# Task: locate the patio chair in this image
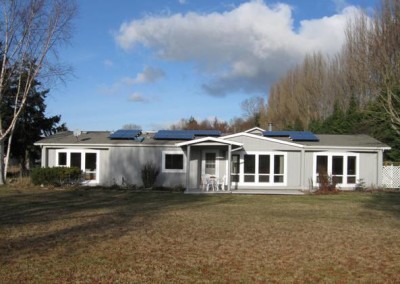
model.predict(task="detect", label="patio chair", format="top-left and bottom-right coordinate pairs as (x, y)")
top-left (217, 175), bottom-right (226, 191)
top-left (201, 174), bottom-right (214, 192)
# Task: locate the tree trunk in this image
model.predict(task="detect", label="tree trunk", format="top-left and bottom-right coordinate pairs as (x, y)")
top-left (0, 139), bottom-right (6, 185)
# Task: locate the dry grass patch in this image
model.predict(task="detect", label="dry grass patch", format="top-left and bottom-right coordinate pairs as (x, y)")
top-left (1, 188), bottom-right (400, 282)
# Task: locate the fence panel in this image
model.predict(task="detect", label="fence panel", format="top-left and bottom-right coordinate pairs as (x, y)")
top-left (382, 165), bottom-right (400, 188)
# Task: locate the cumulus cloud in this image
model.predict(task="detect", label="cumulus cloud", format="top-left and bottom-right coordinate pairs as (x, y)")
top-left (115, 0), bottom-right (360, 96)
top-left (123, 66), bottom-right (165, 85)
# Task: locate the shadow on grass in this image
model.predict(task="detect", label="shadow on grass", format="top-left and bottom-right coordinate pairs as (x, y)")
top-left (363, 192), bottom-right (400, 218)
top-left (0, 188), bottom-right (230, 264)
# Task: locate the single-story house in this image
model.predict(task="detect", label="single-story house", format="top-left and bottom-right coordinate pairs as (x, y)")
top-left (34, 127), bottom-right (390, 192)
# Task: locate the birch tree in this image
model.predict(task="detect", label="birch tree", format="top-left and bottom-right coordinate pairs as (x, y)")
top-left (0, 0), bottom-right (76, 184)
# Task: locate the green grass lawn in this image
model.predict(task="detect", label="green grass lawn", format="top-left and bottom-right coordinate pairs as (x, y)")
top-left (1, 188), bottom-right (400, 283)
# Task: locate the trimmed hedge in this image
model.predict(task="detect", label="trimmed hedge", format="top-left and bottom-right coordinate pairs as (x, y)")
top-left (31, 167), bottom-right (82, 186)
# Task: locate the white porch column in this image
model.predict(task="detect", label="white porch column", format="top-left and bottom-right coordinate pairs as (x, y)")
top-left (227, 144), bottom-right (232, 191)
top-left (185, 145), bottom-right (191, 191)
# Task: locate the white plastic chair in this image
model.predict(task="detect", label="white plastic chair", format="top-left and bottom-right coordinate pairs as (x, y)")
top-left (217, 175), bottom-right (226, 191)
top-left (201, 174), bottom-right (213, 191)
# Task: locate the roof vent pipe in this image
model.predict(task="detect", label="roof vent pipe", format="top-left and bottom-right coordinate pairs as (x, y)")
top-left (268, 123), bottom-right (273, 131)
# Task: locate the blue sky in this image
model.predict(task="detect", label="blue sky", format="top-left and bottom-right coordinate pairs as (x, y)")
top-left (46, 0), bottom-right (377, 131)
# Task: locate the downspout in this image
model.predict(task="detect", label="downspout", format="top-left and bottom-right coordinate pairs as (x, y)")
top-left (185, 145), bottom-right (191, 192)
top-left (300, 149), bottom-right (305, 190)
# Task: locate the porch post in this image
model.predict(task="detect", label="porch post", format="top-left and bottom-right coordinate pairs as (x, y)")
top-left (185, 145), bottom-right (191, 192)
top-left (227, 144), bottom-right (232, 191)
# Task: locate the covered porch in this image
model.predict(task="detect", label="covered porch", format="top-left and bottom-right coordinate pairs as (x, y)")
top-left (176, 137), bottom-right (243, 192)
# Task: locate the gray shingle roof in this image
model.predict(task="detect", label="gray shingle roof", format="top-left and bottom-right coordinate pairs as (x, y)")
top-left (35, 131), bottom-right (390, 149)
top-left (272, 134), bottom-right (389, 148)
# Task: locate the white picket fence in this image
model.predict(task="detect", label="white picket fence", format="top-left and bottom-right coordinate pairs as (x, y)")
top-left (382, 165), bottom-right (400, 188)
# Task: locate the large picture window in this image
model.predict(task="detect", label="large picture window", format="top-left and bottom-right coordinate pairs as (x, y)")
top-left (162, 151), bottom-right (185, 173)
top-left (314, 154), bottom-right (358, 186)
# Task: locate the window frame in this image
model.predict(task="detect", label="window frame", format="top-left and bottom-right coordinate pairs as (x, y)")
top-left (55, 149), bottom-right (100, 184)
top-left (232, 151), bottom-right (287, 186)
top-left (313, 153), bottom-right (359, 187)
top-left (162, 151), bottom-right (186, 173)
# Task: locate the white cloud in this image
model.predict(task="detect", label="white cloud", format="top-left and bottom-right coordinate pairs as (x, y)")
top-left (129, 92), bottom-right (148, 102)
top-left (178, 0), bottom-right (186, 4)
top-left (123, 66), bottom-right (165, 85)
top-left (115, 0), bottom-right (361, 96)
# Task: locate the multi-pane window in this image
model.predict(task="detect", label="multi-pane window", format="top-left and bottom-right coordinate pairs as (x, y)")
top-left (56, 150), bottom-right (99, 182)
top-left (231, 154), bottom-right (240, 182)
top-left (233, 153), bottom-right (285, 184)
top-left (258, 155), bottom-right (270, 182)
top-left (274, 155), bottom-right (284, 183)
top-left (205, 152), bottom-right (216, 175)
top-left (347, 156), bottom-right (357, 184)
top-left (315, 154), bottom-right (358, 185)
top-left (244, 155), bottom-right (256, 182)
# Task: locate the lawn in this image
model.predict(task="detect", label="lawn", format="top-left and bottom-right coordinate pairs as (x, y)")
top-left (1, 188), bottom-right (400, 283)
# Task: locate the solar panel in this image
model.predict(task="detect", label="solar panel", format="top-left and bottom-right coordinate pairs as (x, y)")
top-left (191, 130), bottom-right (221, 137)
top-left (154, 130), bottom-right (221, 140)
top-left (154, 130), bottom-right (194, 140)
top-left (263, 131), bottom-right (319, 141)
top-left (263, 131), bottom-right (292, 137)
top-left (290, 131), bottom-right (319, 141)
top-left (109, 129), bottom-right (142, 140)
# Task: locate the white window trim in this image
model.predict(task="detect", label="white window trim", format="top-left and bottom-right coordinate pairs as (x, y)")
top-left (55, 149), bottom-right (100, 184)
top-left (234, 151), bottom-right (288, 186)
top-left (313, 152), bottom-right (360, 188)
top-left (162, 151), bottom-right (186, 173)
top-left (201, 150), bottom-right (220, 177)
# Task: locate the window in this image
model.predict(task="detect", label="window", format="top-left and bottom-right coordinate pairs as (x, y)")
top-left (205, 152), bottom-right (216, 175)
top-left (55, 150), bottom-right (99, 183)
top-left (85, 153), bottom-right (97, 181)
top-left (332, 156), bottom-right (343, 184)
top-left (162, 152), bottom-right (185, 173)
top-left (258, 155), bottom-right (270, 182)
top-left (58, 152), bottom-right (67, 166)
top-left (314, 154), bottom-right (358, 186)
top-left (231, 154), bottom-right (240, 182)
top-left (165, 154), bottom-right (183, 170)
top-left (70, 153), bottom-right (81, 169)
top-left (274, 155), bottom-right (284, 183)
top-left (244, 155), bottom-right (255, 182)
top-left (347, 156), bottom-right (357, 184)
top-left (233, 152), bottom-right (286, 185)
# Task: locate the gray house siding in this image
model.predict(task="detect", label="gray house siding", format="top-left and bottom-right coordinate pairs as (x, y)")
top-left (107, 146), bottom-right (186, 187)
top-left (227, 135), bottom-right (301, 152)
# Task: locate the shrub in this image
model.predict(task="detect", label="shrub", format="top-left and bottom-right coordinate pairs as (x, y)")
top-left (315, 170), bottom-right (339, 194)
top-left (31, 167), bottom-right (82, 186)
top-left (141, 163), bottom-right (159, 189)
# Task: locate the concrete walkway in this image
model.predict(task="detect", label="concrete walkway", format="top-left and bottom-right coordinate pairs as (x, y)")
top-left (185, 189), bottom-right (305, 195)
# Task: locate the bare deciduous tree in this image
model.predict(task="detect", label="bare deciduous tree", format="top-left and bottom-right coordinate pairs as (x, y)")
top-left (0, 0), bottom-right (76, 184)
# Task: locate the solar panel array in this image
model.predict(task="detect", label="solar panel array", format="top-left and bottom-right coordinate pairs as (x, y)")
top-left (109, 129), bottom-right (142, 140)
top-left (263, 131), bottom-right (319, 141)
top-left (154, 130), bottom-right (221, 140)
